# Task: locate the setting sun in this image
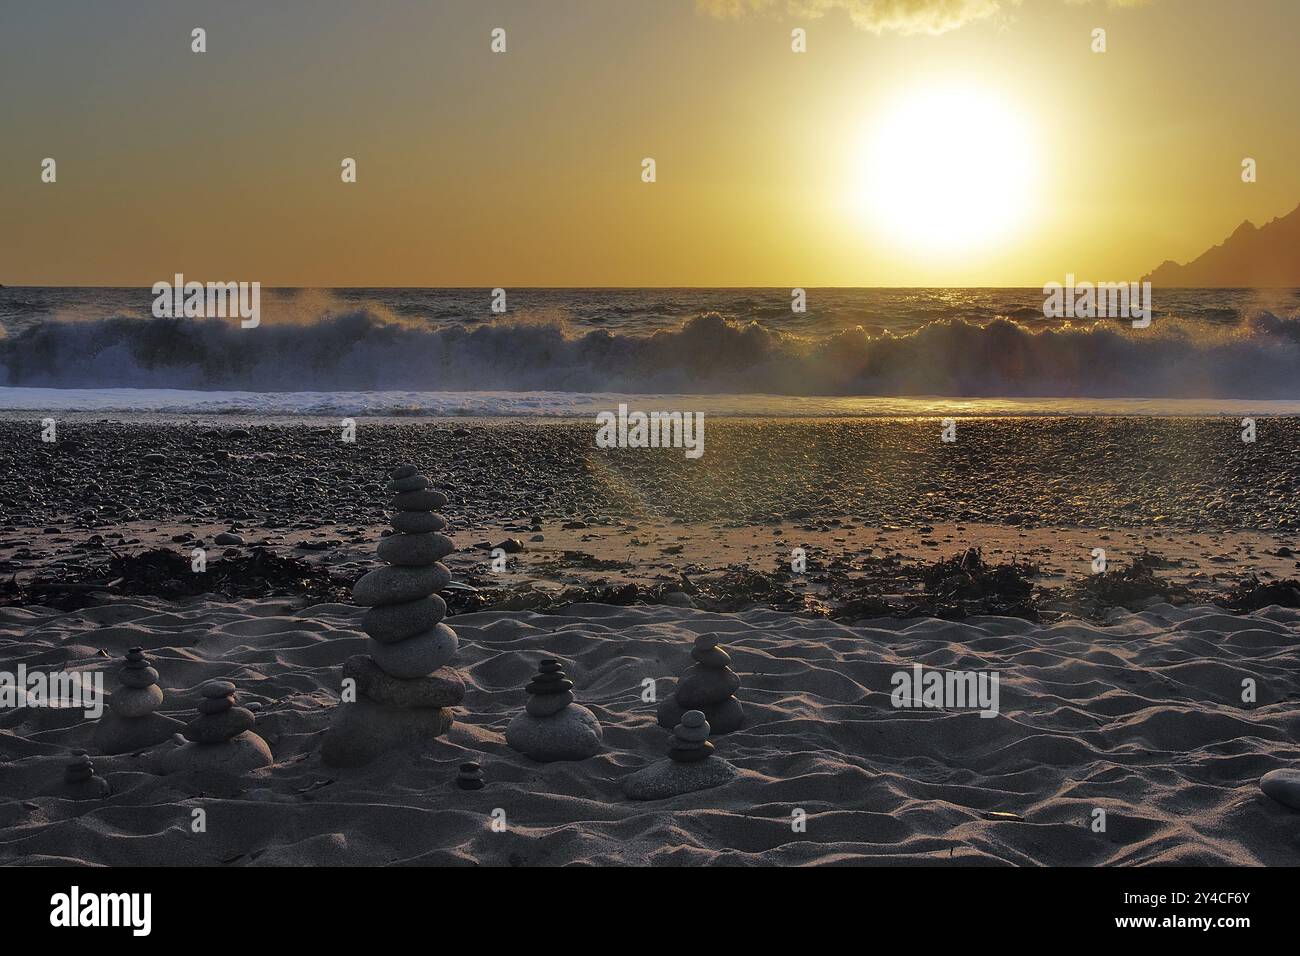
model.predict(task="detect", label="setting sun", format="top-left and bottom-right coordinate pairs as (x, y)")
top-left (4, 0), bottom-right (1300, 892)
top-left (859, 87), bottom-right (1039, 252)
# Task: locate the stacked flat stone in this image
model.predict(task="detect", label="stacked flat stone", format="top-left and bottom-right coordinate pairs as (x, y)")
top-left (158, 679), bottom-right (273, 774)
top-left (322, 465), bottom-right (465, 767)
top-left (505, 659), bottom-right (602, 762)
top-left (667, 708), bottom-right (713, 762)
top-left (63, 750), bottom-right (110, 799)
top-left (656, 633), bottom-right (744, 734)
top-left (624, 710), bottom-right (739, 801)
top-left (92, 646), bottom-right (184, 755)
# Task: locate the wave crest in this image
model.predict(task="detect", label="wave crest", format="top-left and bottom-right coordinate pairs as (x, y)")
top-left (4, 303), bottom-right (1300, 398)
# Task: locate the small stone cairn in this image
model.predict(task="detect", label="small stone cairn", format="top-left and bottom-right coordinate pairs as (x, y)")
top-left (624, 710), bottom-right (739, 801)
top-left (656, 633), bottom-right (744, 734)
top-left (63, 750), bottom-right (110, 799)
top-left (93, 646), bottom-right (184, 755)
top-left (158, 679), bottom-right (273, 773)
top-left (322, 464), bottom-right (466, 767)
top-left (506, 659), bottom-right (602, 762)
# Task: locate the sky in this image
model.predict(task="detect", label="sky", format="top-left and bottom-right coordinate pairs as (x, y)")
top-left (1, 0), bottom-right (1298, 286)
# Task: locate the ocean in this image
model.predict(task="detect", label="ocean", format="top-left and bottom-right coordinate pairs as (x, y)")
top-left (2, 286), bottom-right (1299, 416)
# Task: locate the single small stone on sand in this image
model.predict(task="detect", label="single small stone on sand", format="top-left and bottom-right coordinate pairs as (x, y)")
top-left (456, 761), bottom-right (485, 790)
top-left (656, 633), bottom-right (744, 734)
top-left (1260, 768), bottom-right (1300, 811)
top-left (505, 658), bottom-right (602, 762)
top-left (92, 646), bottom-right (185, 755)
top-left (624, 710), bottom-right (739, 801)
top-left (158, 680), bottom-right (273, 774)
top-left (323, 465), bottom-right (465, 768)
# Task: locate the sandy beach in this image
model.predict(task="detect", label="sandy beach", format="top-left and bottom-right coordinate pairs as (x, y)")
top-left (2, 417), bottom-right (1299, 866)
top-left (3, 596), bottom-right (1298, 865)
top-left (7, 0), bottom-right (1300, 923)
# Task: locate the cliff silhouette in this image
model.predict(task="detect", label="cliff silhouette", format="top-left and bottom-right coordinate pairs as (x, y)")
top-left (1144, 201), bottom-right (1300, 287)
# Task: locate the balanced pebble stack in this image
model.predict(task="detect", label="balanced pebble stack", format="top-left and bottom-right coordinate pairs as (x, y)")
top-left (322, 464), bottom-right (465, 767)
top-left (506, 659), bottom-right (602, 762)
top-left (92, 646), bottom-right (184, 755)
top-left (158, 679), bottom-right (273, 774)
top-left (62, 751), bottom-right (110, 799)
top-left (624, 710), bottom-right (739, 801)
top-left (656, 633), bottom-right (744, 734)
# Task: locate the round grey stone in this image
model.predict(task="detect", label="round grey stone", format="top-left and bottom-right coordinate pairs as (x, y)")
top-left (344, 654), bottom-right (465, 707)
top-left (1260, 768), bottom-right (1300, 811)
top-left (623, 756), bottom-right (739, 801)
top-left (118, 665), bottom-right (159, 689)
top-left (691, 645), bottom-right (730, 667)
top-left (674, 721), bottom-right (710, 743)
top-left (200, 679), bottom-right (236, 698)
top-left (668, 738), bottom-right (714, 762)
top-left (351, 563), bottom-right (450, 606)
top-left (214, 531), bottom-right (244, 546)
top-left (526, 689), bottom-right (574, 717)
top-left (392, 489), bottom-right (449, 511)
top-left (198, 694), bottom-right (233, 715)
top-left (365, 624), bottom-right (458, 680)
top-left (184, 706), bottom-right (254, 744)
top-left (93, 711), bottom-right (185, 755)
top-left (376, 532), bottom-right (455, 566)
top-left (505, 705), bottom-right (603, 762)
top-left (391, 510), bottom-right (448, 534)
top-left (321, 700), bottom-right (453, 768)
top-left (657, 695), bottom-right (744, 734)
top-left (361, 595), bottom-right (447, 644)
top-left (110, 684), bottom-right (163, 718)
top-left (386, 474), bottom-right (429, 493)
top-left (675, 664), bottom-right (741, 707)
top-left (157, 731), bottom-right (273, 774)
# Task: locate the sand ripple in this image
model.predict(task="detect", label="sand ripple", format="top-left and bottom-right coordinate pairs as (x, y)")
top-left (2, 600), bottom-right (1299, 865)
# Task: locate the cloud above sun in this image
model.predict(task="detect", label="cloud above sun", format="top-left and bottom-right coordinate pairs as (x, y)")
top-left (695, 0), bottom-right (1149, 36)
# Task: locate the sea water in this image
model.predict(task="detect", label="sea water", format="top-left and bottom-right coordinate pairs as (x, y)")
top-left (2, 286), bottom-right (1298, 415)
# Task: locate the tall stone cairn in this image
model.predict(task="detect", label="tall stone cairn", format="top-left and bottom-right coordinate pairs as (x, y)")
top-left (92, 646), bottom-right (184, 755)
top-left (322, 465), bottom-right (466, 767)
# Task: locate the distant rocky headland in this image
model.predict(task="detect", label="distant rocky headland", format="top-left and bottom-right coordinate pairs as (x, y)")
top-left (1145, 201), bottom-right (1300, 287)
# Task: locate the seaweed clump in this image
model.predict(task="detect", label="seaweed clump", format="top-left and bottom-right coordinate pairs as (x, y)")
top-left (3, 548), bottom-right (351, 610)
top-left (1215, 576), bottom-right (1300, 613)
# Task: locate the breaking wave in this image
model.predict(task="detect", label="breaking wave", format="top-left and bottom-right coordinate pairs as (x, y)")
top-left (4, 302), bottom-right (1300, 399)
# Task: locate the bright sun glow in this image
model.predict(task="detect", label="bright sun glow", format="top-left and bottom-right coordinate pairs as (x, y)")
top-left (860, 87), bottom-right (1038, 252)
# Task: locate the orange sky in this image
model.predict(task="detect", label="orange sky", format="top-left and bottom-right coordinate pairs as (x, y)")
top-left (2, 0), bottom-right (1298, 286)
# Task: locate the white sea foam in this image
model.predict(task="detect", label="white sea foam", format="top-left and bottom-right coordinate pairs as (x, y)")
top-left (2, 386), bottom-right (1298, 419)
top-left (3, 291), bottom-right (1300, 402)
